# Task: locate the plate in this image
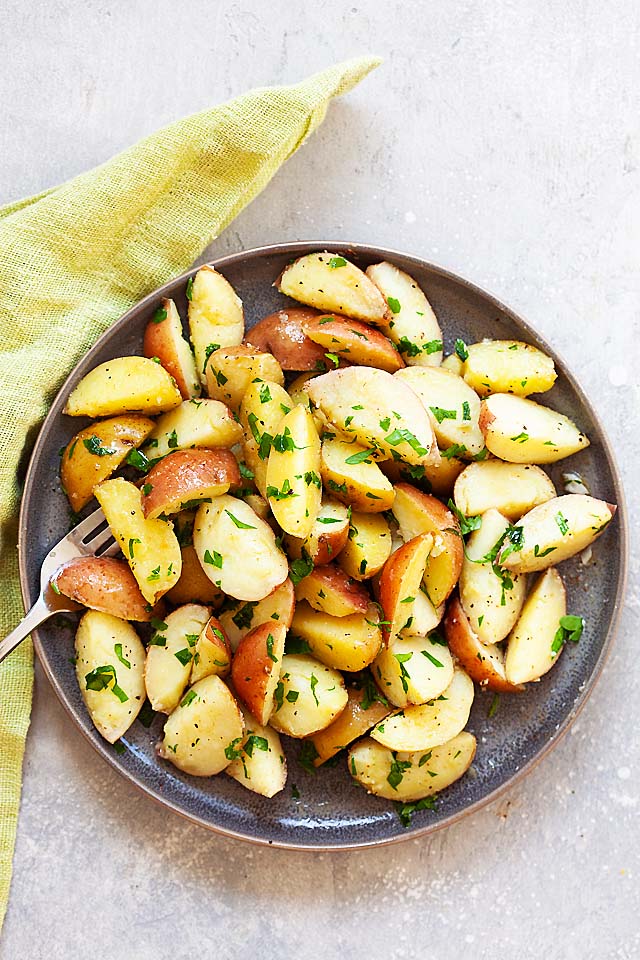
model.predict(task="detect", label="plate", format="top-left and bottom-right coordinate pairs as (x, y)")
top-left (18, 241), bottom-right (627, 849)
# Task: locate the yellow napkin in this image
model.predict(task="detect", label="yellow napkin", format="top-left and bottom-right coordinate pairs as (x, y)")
top-left (0, 55), bottom-right (380, 926)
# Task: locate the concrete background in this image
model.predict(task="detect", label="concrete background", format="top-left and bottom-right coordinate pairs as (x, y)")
top-left (1, 1), bottom-right (638, 957)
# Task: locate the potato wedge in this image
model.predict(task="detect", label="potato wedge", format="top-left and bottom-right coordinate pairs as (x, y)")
top-left (225, 704), bottom-right (287, 798)
top-left (294, 564), bottom-right (370, 617)
top-left (239, 378), bottom-right (293, 499)
top-left (95, 478), bottom-right (181, 605)
top-left (144, 398), bottom-right (242, 459)
top-left (443, 595), bottom-right (523, 692)
top-left (284, 499), bottom-right (349, 565)
top-left (265, 404), bottom-right (322, 538)
top-left (401, 591), bottom-right (443, 637)
top-left (373, 634), bottom-right (454, 708)
top-left (191, 616), bottom-right (232, 683)
top-left (75, 610), bottom-right (146, 743)
top-left (231, 622), bottom-right (287, 726)
top-left (60, 415), bottom-right (155, 511)
top-left (499, 494), bottom-right (616, 572)
top-left (187, 266), bottom-right (244, 383)
top-left (479, 394), bottom-right (590, 463)
top-left (141, 449), bottom-right (240, 519)
top-left (269, 654), bottom-right (348, 738)
top-left (157, 675), bottom-right (244, 776)
top-left (219, 579), bottom-right (295, 653)
top-left (381, 454), bottom-right (466, 499)
top-left (454, 461), bottom-right (556, 521)
top-left (288, 372), bottom-right (319, 407)
top-left (206, 345), bottom-right (284, 410)
top-left (166, 545), bottom-right (224, 607)
top-left (302, 315), bottom-right (404, 373)
top-left (505, 569), bottom-right (567, 684)
top-left (54, 557), bottom-right (155, 622)
top-left (366, 261), bottom-right (443, 365)
top-left (370, 667), bottom-right (474, 752)
top-left (309, 686), bottom-right (390, 767)
top-left (378, 533), bottom-right (434, 643)
top-left (193, 495), bottom-right (288, 601)
top-left (306, 367), bottom-right (438, 466)
top-left (441, 353), bottom-right (464, 376)
top-left (395, 366), bottom-right (485, 459)
top-left (349, 732), bottom-right (476, 802)
top-left (463, 339), bottom-right (556, 398)
top-left (144, 604), bottom-right (210, 714)
top-left (338, 511), bottom-right (392, 581)
top-left (289, 601), bottom-right (382, 671)
top-left (277, 252), bottom-right (389, 323)
top-left (64, 356), bottom-right (182, 417)
top-left (143, 297), bottom-right (200, 399)
top-left (320, 437), bottom-right (394, 512)
top-left (244, 308), bottom-right (329, 371)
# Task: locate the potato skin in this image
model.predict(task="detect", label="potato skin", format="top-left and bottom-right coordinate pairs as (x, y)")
top-left (302, 315), bottom-right (404, 373)
top-left (54, 556), bottom-right (156, 622)
top-left (378, 533), bottom-right (433, 643)
top-left (231, 622), bottom-right (287, 726)
top-left (143, 297), bottom-right (200, 399)
top-left (444, 595), bottom-right (523, 693)
top-left (244, 308), bottom-right (330, 371)
top-left (141, 449), bottom-right (240, 519)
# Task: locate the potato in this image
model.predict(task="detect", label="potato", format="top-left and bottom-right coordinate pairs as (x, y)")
top-left (454, 461), bottom-right (556, 521)
top-left (193, 495), bottom-right (288, 601)
top-left (219, 579), bottom-right (295, 652)
top-left (309, 686), bottom-right (390, 766)
top-left (505, 569), bottom-right (567, 684)
top-left (187, 266), bottom-right (244, 383)
top-left (381, 454), bottom-right (466, 499)
top-left (370, 667), bottom-right (474, 752)
top-left (166, 545), bottom-right (224, 607)
top-left (95, 478), bottom-right (181, 605)
top-left (75, 610), bottom-right (146, 743)
top-left (64, 356), bottom-right (182, 417)
top-left (348, 732), bottom-right (476, 802)
top-left (60, 415), bottom-right (155, 511)
top-left (499, 494), bottom-right (616, 572)
top-left (463, 339), bottom-right (556, 398)
top-left (231, 622), bottom-right (287, 725)
top-left (366, 261), bottom-right (443, 366)
top-left (140, 449), bottom-right (240, 520)
top-left (157, 675), bottom-right (244, 776)
top-left (54, 557), bottom-right (155, 622)
top-left (285, 499), bottom-right (349, 565)
top-left (265, 404), bottom-right (322, 538)
top-left (143, 297), bottom-right (200, 399)
top-left (378, 534), bottom-right (434, 643)
top-left (294, 564), bottom-right (370, 618)
top-left (290, 601), bottom-right (382, 672)
top-left (244, 308), bottom-right (329, 371)
top-left (401, 590), bottom-right (443, 637)
top-left (239, 378), bottom-right (293, 498)
top-left (338, 511), bottom-right (392, 581)
top-left (320, 437), bottom-right (394, 512)
top-left (441, 353), bottom-right (464, 376)
top-left (306, 367), bottom-right (438, 466)
top-left (459, 508), bottom-right (527, 644)
top-left (394, 366), bottom-right (485, 459)
top-left (479, 394), bottom-right (590, 463)
top-left (373, 634), bottom-right (454, 708)
top-left (144, 604), bottom-right (210, 713)
top-left (225, 704), bottom-right (287, 798)
top-left (277, 252), bottom-right (389, 323)
top-left (269, 654), bottom-right (348, 738)
top-left (191, 616), bottom-right (232, 683)
top-left (205, 345), bottom-right (284, 410)
top-left (288, 372), bottom-right (319, 407)
top-left (302, 314), bottom-right (404, 373)
top-left (143, 398), bottom-right (242, 459)
top-left (391, 484), bottom-right (463, 607)
top-left (443, 595), bottom-right (523, 692)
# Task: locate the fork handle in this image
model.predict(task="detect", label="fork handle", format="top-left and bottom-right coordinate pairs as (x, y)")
top-left (0, 599), bottom-right (53, 665)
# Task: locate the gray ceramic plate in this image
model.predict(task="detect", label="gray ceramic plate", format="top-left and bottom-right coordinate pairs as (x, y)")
top-left (18, 242), bottom-right (627, 849)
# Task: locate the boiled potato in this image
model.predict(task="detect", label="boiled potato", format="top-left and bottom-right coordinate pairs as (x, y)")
top-left (166, 544), bottom-right (224, 607)
top-left (95, 478), bottom-right (181, 605)
top-left (394, 366), bottom-right (485, 459)
top-left (265, 404), bottom-right (322, 538)
top-left (193, 495), bottom-right (288, 601)
top-left (240, 378), bottom-right (293, 498)
top-left (366, 261), bottom-right (443, 366)
top-left (320, 437), bottom-right (394, 512)
top-left (381, 454), bottom-right (466, 499)
top-left (191, 616), bottom-right (232, 683)
top-left (294, 564), bottom-right (370, 618)
top-left (284, 499), bottom-right (349, 565)
top-left (54, 556), bottom-right (155, 622)
top-left (444, 595), bottom-right (523, 692)
top-left (231, 622), bottom-right (287, 725)
top-left (302, 314), bottom-right (404, 373)
top-left (244, 308), bottom-right (330, 371)
top-left (64, 356), bottom-right (182, 418)
top-left (225, 704), bottom-right (287, 798)
top-left (499, 494), bottom-right (616, 572)
top-left (143, 297), bottom-right (200, 399)
top-left (75, 610), bottom-right (146, 743)
top-left (141, 449), bottom-right (240, 519)
top-left (309, 686), bottom-right (390, 766)
top-left (219, 579), bottom-right (295, 652)
top-left (463, 339), bottom-right (556, 398)
top-left (290, 601), bottom-right (383, 671)
top-left (401, 590), bottom-right (443, 637)
top-left (479, 394), bottom-right (590, 463)
top-left (269, 654), bottom-right (348, 738)
top-left (378, 533), bottom-right (434, 643)
top-left (187, 266), bottom-right (244, 383)
top-left (157, 675), bottom-right (244, 776)
top-left (348, 731), bottom-right (476, 802)
top-left (441, 353), bottom-right (464, 375)
top-left (454, 461), bottom-right (556, 521)
top-left (370, 667), bottom-right (474, 752)
top-left (205, 345), bottom-right (284, 410)
top-left (277, 252), bottom-right (389, 323)
top-left (505, 569), bottom-right (567, 684)
top-left (143, 399), bottom-right (242, 459)
top-left (373, 634), bottom-right (454, 708)
top-left (288, 372), bottom-right (319, 407)
top-left (338, 511), bottom-right (392, 581)
top-left (145, 604), bottom-right (211, 713)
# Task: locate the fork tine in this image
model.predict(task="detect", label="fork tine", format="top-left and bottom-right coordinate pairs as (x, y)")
top-left (85, 527), bottom-right (117, 554)
top-left (101, 541), bottom-right (121, 558)
top-left (67, 506), bottom-right (107, 542)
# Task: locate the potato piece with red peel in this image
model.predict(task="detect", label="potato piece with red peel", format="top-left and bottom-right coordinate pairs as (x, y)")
top-left (395, 366), bottom-right (485, 459)
top-left (95, 478), bottom-right (181, 605)
top-left (205, 345), bottom-right (284, 410)
top-left (231, 622), bottom-right (287, 726)
top-left (366, 261), bottom-right (443, 366)
top-left (269, 654), bottom-right (348, 738)
top-left (54, 557), bottom-right (157, 622)
top-left (265, 404), bottom-right (322, 539)
top-left (443, 595), bottom-right (524, 693)
top-left (188, 266), bottom-right (244, 384)
top-left (143, 399), bottom-right (242, 459)
top-left (60, 415), bottom-right (155, 511)
top-left (225, 703), bottom-right (287, 798)
top-left (463, 339), bottom-right (556, 398)
top-left (290, 601), bottom-right (382, 672)
top-left (143, 298), bottom-right (200, 399)
top-left (453, 461), bottom-right (556, 521)
top-left (302, 315), bottom-right (404, 373)
top-left (239, 378), bottom-right (293, 499)
top-left (381, 454), bottom-right (466, 499)
top-left (277, 252), bottom-right (389, 324)
top-left (64, 356), bottom-right (182, 418)
top-left (166, 545), bottom-right (224, 607)
top-left (191, 616), bottom-right (232, 683)
top-left (294, 564), bottom-right (370, 617)
top-left (244, 308), bottom-right (330, 371)
top-left (309, 686), bottom-right (391, 766)
top-left (144, 604), bottom-right (210, 714)
top-left (338, 511), bottom-right (392, 581)
top-left (479, 393), bottom-right (590, 463)
top-left (373, 633), bottom-right (454, 708)
top-left (320, 437), bottom-right (394, 512)
top-left (140, 449), bottom-right (240, 519)
top-left (284, 499), bottom-right (349, 566)
top-left (505, 569), bottom-right (567, 685)
top-left (219, 579), bottom-right (295, 652)
top-left (378, 533), bottom-right (434, 644)
top-left (193, 495), bottom-right (288, 602)
top-left (157, 675), bottom-right (244, 776)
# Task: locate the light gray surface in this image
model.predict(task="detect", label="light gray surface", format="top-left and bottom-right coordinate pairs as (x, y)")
top-left (1, 1), bottom-right (639, 958)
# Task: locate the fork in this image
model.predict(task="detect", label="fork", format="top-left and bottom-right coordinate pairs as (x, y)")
top-left (0, 507), bottom-right (120, 664)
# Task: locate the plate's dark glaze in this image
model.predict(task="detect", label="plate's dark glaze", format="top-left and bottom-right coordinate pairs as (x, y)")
top-left (18, 242), bottom-right (627, 849)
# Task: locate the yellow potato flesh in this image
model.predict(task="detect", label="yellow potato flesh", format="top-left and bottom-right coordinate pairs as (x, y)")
top-left (144, 399), bottom-right (242, 459)
top-left (290, 601), bottom-right (382, 672)
top-left (266, 404), bottom-right (322, 538)
top-left (278, 252), bottom-right (389, 323)
top-left (144, 604), bottom-right (210, 714)
top-left (206, 347), bottom-right (284, 410)
top-left (218, 579), bottom-right (294, 652)
top-left (395, 366), bottom-right (485, 459)
top-left (454, 461), bottom-right (556, 521)
top-left (240, 379), bottom-right (293, 498)
top-left (269, 654), bottom-right (348, 738)
top-left (320, 437), bottom-right (394, 512)
top-left (481, 393), bottom-right (589, 463)
top-left (225, 704), bottom-right (287, 798)
top-left (505, 568), bottom-right (567, 684)
top-left (366, 261), bottom-right (443, 365)
top-left (310, 687), bottom-right (391, 766)
top-left (373, 634), bottom-right (454, 708)
top-left (338, 511), bottom-right (392, 581)
top-left (464, 339), bottom-right (556, 397)
top-left (64, 356), bottom-right (182, 417)
top-left (188, 266), bottom-right (244, 383)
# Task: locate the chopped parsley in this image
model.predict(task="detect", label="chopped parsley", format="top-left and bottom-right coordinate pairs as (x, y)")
top-left (454, 338), bottom-right (469, 361)
top-left (84, 665), bottom-right (128, 702)
top-left (225, 509), bottom-right (255, 530)
top-left (82, 435), bottom-right (116, 457)
top-left (551, 615), bottom-right (584, 656)
top-left (328, 256), bottom-right (347, 269)
top-left (387, 296), bottom-right (401, 314)
top-left (203, 549), bottom-right (223, 568)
